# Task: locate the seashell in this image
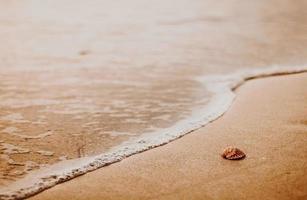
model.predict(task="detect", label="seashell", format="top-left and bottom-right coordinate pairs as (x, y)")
top-left (221, 146), bottom-right (246, 160)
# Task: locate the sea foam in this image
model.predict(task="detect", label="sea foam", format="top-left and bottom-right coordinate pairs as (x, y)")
top-left (0, 65), bottom-right (306, 200)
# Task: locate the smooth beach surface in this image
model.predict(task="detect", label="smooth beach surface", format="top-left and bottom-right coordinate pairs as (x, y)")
top-left (31, 73), bottom-right (307, 200)
top-left (1, 0), bottom-right (307, 198)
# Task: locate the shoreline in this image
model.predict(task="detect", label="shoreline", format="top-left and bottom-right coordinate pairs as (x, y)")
top-left (29, 73), bottom-right (307, 200)
top-left (1, 67), bottom-right (306, 200)
top-left (1, 0), bottom-right (307, 199)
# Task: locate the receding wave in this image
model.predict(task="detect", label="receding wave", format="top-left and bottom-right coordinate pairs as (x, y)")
top-left (0, 65), bottom-right (306, 200)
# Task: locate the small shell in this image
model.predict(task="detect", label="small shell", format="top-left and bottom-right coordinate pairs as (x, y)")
top-left (221, 147), bottom-right (246, 160)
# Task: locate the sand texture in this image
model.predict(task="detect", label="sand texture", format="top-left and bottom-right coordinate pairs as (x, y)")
top-left (30, 73), bottom-right (307, 200)
top-left (1, 0), bottom-right (307, 198)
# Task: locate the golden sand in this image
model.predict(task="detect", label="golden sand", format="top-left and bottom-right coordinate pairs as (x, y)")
top-left (30, 73), bottom-right (307, 200)
top-left (1, 0), bottom-right (307, 198)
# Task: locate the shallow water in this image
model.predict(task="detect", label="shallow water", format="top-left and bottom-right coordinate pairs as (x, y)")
top-left (0, 0), bottom-right (307, 199)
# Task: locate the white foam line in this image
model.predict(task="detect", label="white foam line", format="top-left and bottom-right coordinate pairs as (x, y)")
top-left (0, 65), bottom-right (306, 200)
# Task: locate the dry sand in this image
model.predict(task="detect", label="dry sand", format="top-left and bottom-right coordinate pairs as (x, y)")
top-left (2, 0), bottom-right (307, 188)
top-left (30, 73), bottom-right (307, 200)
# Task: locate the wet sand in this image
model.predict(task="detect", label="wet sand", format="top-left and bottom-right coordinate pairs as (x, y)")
top-left (30, 73), bottom-right (307, 200)
top-left (1, 0), bottom-right (307, 198)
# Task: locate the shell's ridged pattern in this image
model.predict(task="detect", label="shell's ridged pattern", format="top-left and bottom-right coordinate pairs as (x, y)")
top-left (222, 147), bottom-right (246, 160)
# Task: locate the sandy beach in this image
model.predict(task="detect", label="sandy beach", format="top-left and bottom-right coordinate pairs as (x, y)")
top-left (30, 73), bottom-right (307, 200)
top-left (1, 0), bottom-right (307, 199)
